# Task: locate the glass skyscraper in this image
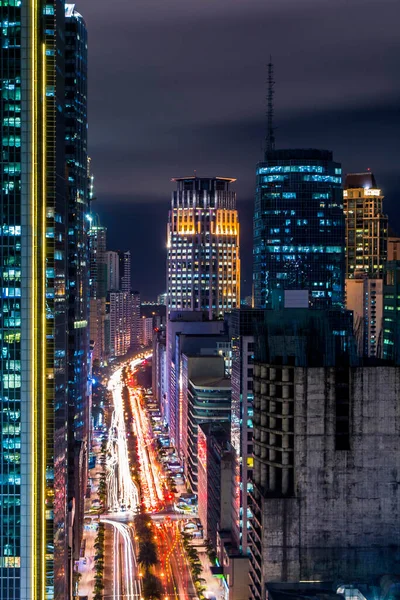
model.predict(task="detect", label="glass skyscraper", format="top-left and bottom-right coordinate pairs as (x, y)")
top-left (65, 3), bottom-right (90, 583)
top-left (253, 149), bottom-right (345, 309)
top-left (0, 1), bottom-right (69, 598)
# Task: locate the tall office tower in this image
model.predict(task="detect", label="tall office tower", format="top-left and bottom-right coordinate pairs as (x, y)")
top-left (131, 291), bottom-right (141, 350)
top-left (167, 176), bottom-right (240, 319)
top-left (253, 149), bottom-right (345, 309)
top-left (105, 250), bottom-right (119, 290)
top-left (106, 249), bottom-right (132, 357)
top-left (119, 250), bottom-right (131, 292)
top-left (88, 219), bottom-right (107, 364)
top-left (343, 173), bottom-right (387, 357)
top-left (249, 309), bottom-right (400, 600)
top-left (0, 0), bottom-right (69, 597)
top-left (64, 3), bottom-right (90, 581)
top-left (343, 172), bottom-right (387, 278)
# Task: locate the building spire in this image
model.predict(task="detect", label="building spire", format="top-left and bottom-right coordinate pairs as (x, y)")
top-left (266, 57), bottom-right (276, 153)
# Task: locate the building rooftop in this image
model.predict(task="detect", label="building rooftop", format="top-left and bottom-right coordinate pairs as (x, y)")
top-left (345, 172), bottom-right (378, 189)
top-left (190, 375), bottom-right (231, 389)
top-left (171, 176), bottom-right (236, 183)
top-left (264, 148), bottom-right (333, 162)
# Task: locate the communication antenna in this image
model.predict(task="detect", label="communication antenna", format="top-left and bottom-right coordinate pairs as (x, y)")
top-left (266, 57), bottom-right (276, 153)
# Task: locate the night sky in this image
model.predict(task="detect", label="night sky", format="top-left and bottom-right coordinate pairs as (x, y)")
top-left (78, 0), bottom-right (400, 300)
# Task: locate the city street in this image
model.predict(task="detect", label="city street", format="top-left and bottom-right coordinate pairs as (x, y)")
top-left (79, 353), bottom-right (203, 600)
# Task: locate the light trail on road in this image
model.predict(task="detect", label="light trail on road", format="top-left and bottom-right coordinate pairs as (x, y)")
top-left (129, 385), bottom-right (164, 510)
top-left (107, 368), bottom-right (140, 512)
top-left (103, 519), bottom-right (141, 600)
top-left (103, 355), bottom-right (150, 599)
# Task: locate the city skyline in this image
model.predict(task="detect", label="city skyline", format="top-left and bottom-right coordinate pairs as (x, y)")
top-left (79, 0), bottom-right (400, 299)
top-left (1, 2), bottom-right (399, 600)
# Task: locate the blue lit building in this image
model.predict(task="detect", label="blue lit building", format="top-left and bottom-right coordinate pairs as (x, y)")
top-left (0, 1), bottom-right (69, 598)
top-left (65, 3), bottom-right (90, 583)
top-left (253, 149), bottom-right (345, 309)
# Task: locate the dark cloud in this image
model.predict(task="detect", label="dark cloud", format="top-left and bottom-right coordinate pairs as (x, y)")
top-left (77, 0), bottom-right (400, 298)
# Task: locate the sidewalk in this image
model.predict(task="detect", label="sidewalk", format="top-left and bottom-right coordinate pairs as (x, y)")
top-left (77, 435), bottom-right (105, 599)
top-left (191, 540), bottom-right (225, 600)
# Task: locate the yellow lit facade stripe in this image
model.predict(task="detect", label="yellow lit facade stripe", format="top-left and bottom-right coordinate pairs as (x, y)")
top-left (30, 0), bottom-right (38, 597)
top-left (41, 41), bottom-right (47, 600)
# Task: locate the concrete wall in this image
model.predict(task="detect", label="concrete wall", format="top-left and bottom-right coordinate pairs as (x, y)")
top-left (259, 366), bottom-right (400, 584)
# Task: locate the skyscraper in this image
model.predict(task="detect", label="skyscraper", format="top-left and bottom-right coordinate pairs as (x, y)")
top-left (131, 290), bottom-right (141, 350)
top-left (89, 218), bottom-right (107, 364)
top-left (167, 176), bottom-right (240, 318)
top-left (253, 149), bottom-right (345, 309)
top-left (343, 173), bottom-right (387, 357)
top-left (0, 1), bottom-right (69, 597)
top-left (343, 172), bottom-right (387, 278)
top-left (105, 250), bottom-right (119, 290)
top-left (65, 2), bottom-right (90, 583)
top-left (119, 250), bottom-right (131, 292)
top-left (250, 309), bottom-right (400, 600)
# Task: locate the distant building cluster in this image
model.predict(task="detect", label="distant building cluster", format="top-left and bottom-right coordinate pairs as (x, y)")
top-left (153, 165), bottom-right (400, 600)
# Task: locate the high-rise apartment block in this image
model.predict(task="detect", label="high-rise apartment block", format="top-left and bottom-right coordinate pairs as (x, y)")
top-left (253, 149), bottom-right (345, 309)
top-left (249, 309), bottom-right (400, 600)
top-left (109, 291), bottom-right (132, 356)
top-left (167, 176), bottom-right (240, 318)
top-left (344, 172), bottom-right (387, 278)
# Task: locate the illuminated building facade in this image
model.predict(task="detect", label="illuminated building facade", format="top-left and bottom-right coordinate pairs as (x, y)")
top-left (167, 176), bottom-right (240, 319)
top-left (0, 0), bottom-right (70, 597)
top-left (253, 149), bottom-right (345, 309)
top-left (343, 172), bottom-right (387, 279)
top-left (65, 3), bottom-right (91, 577)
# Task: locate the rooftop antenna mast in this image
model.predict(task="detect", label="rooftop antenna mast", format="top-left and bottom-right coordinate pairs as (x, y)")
top-left (266, 57), bottom-right (276, 153)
